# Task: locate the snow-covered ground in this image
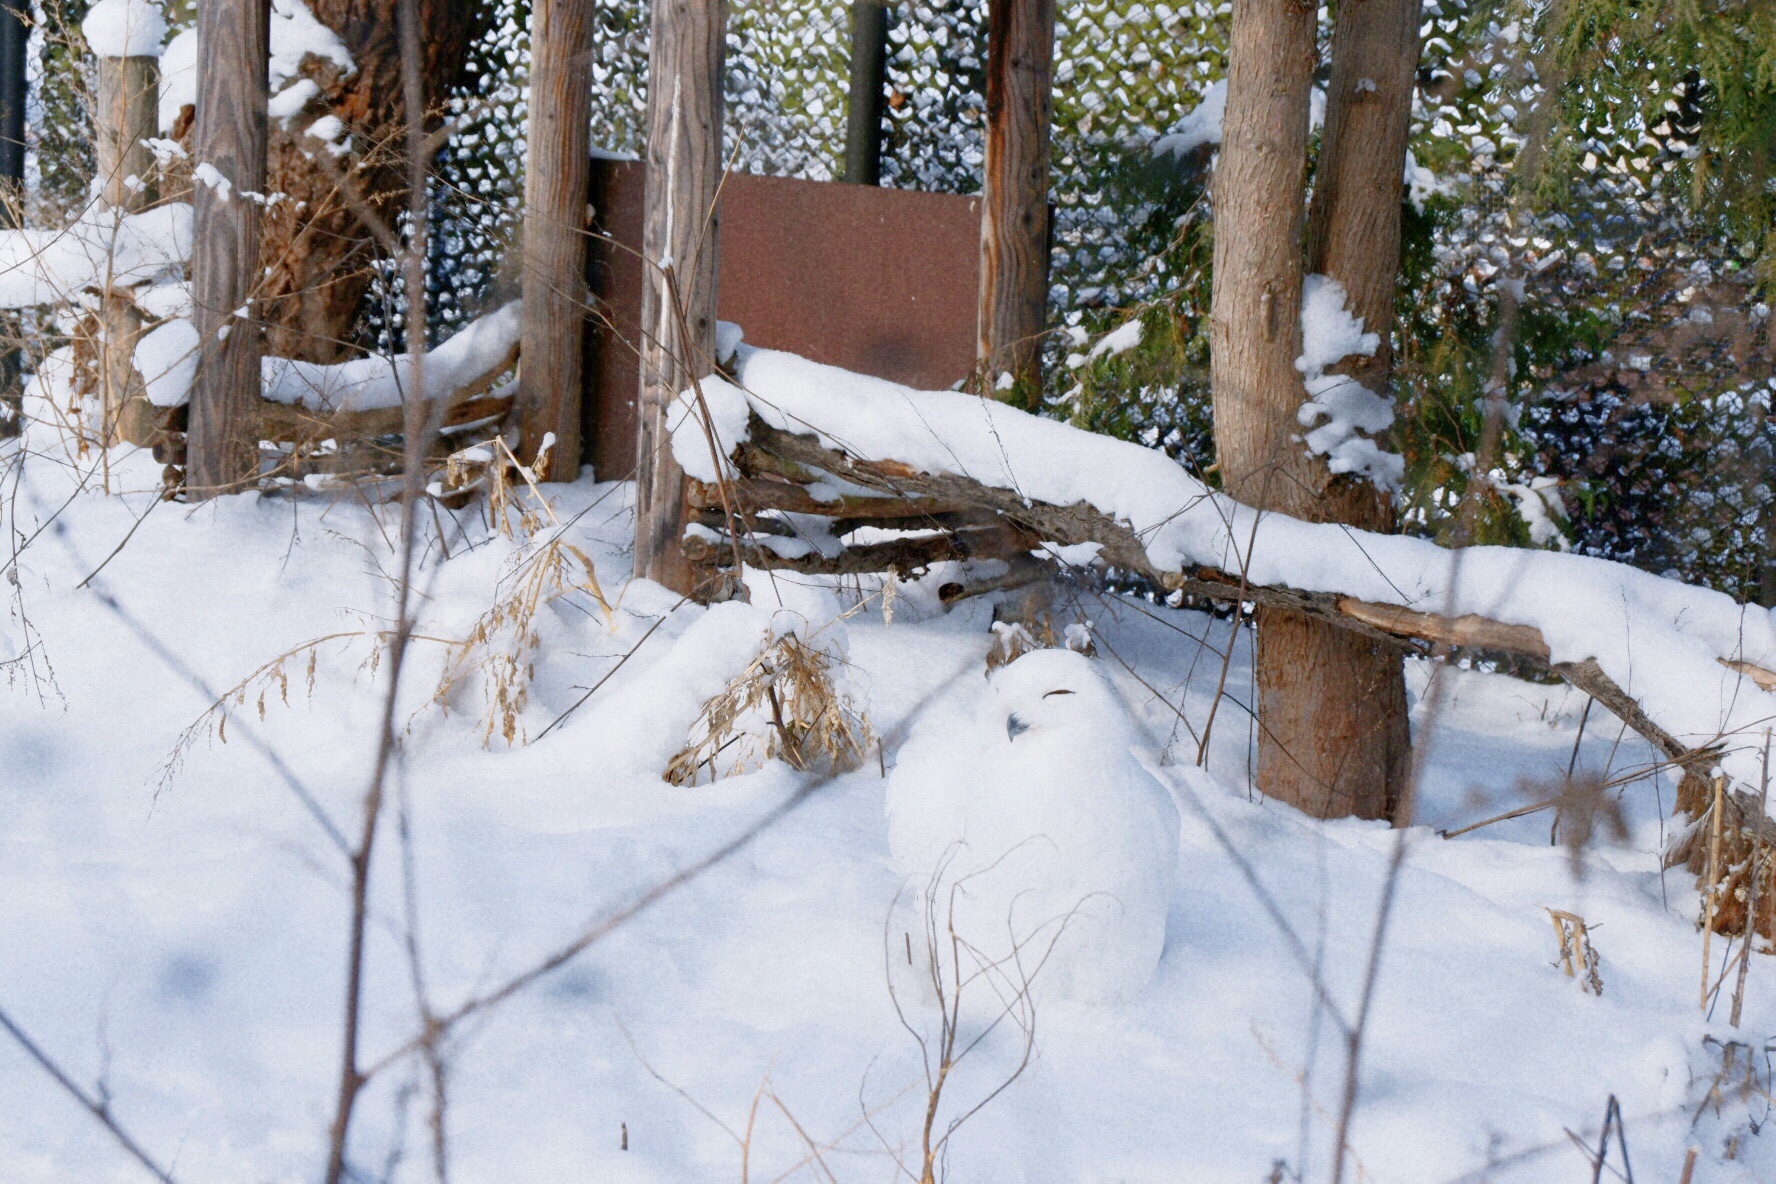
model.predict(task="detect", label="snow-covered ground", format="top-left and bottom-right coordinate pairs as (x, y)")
top-left (3, 444), bottom-right (1769, 1183)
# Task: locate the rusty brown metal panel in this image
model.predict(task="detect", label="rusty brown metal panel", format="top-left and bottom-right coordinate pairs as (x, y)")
top-left (584, 159), bottom-right (981, 482)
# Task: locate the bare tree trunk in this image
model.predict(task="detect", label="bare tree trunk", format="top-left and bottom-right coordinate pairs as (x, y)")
top-left (243, 0), bottom-right (479, 364)
top-left (977, 0), bottom-right (1053, 408)
top-left (1210, 0), bottom-right (1422, 822)
top-left (1211, 0), bottom-right (1376, 820)
top-left (187, 0), bottom-right (268, 498)
top-left (1301, 0), bottom-right (1422, 821)
top-left (634, 0), bottom-right (724, 595)
top-left (516, 0), bottom-right (594, 478)
top-left (93, 53), bottom-right (158, 446)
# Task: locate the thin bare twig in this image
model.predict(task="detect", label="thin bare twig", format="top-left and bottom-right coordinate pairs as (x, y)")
top-left (0, 1004), bottom-right (177, 1184)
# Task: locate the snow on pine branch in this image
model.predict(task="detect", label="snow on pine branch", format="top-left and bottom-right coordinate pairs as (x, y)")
top-left (672, 347), bottom-right (1776, 787)
top-left (1294, 274), bottom-right (1404, 491)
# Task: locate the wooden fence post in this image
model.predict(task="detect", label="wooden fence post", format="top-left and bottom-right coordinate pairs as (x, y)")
top-left (94, 43), bottom-right (160, 445)
top-left (843, 0), bottom-right (888, 185)
top-left (186, 0), bottom-right (268, 498)
top-left (517, 0), bottom-right (594, 480)
top-left (978, 0), bottom-right (1054, 409)
top-left (634, 0), bottom-right (724, 595)
top-left (0, 0), bottom-right (25, 440)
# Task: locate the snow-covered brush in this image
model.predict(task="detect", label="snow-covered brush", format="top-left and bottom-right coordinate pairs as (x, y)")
top-left (1691, 1036), bottom-right (1776, 1164)
top-left (423, 434), bottom-right (624, 743)
top-left (160, 525), bottom-right (616, 766)
top-left (429, 526), bottom-right (615, 746)
top-left (985, 613), bottom-right (1096, 670)
top-left (665, 625), bottom-right (875, 786)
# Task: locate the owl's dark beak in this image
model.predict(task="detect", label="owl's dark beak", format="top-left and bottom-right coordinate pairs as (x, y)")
top-left (1006, 713), bottom-right (1030, 742)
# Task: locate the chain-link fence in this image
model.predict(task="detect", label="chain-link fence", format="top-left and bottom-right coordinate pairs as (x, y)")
top-left (11, 0), bottom-right (1770, 602)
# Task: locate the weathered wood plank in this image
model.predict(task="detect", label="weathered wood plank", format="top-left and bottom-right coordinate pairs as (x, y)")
top-left (683, 523), bottom-right (1021, 577)
top-left (516, 0), bottom-right (594, 478)
top-left (635, 0), bottom-right (725, 594)
top-left (187, 0), bottom-right (269, 497)
top-left (685, 475), bottom-right (965, 519)
top-left (977, 0), bottom-right (1054, 407)
top-left (95, 52), bottom-right (159, 446)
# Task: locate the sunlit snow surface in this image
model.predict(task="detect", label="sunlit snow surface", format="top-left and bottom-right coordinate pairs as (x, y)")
top-left (2, 445), bottom-right (1769, 1183)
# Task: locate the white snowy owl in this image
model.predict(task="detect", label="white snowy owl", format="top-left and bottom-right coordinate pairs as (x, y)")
top-left (885, 648), bottom-right (1180, 1005)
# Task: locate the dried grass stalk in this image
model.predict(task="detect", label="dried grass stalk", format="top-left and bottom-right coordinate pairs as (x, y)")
top-left (666, 630), bottom-right (875, 786)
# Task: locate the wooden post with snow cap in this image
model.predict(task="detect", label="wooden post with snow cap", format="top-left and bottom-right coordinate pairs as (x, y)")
top-left (634, 0), bottom-right (724, 596)
top-left (516, 0), bottom-right (595, 481)
top-left (84, 0), bottom-right (163, 447)
top-left (186, 0), bottom-right (268, 498)
top-left (977, 0), bottom-right (1054, 410)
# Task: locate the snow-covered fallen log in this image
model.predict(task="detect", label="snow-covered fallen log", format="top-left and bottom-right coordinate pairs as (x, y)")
top-left (672, 348), bottom-right (1776, 799)
top-left (131, 301), bottom-right (521, 443)
top-left (259, 300), bottom-right (522, 417)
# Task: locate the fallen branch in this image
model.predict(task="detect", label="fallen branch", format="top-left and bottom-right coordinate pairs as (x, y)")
top-left (697, 410), bottom-right (1776, 938)
top-left (257, 347), bottom-right (518, 444)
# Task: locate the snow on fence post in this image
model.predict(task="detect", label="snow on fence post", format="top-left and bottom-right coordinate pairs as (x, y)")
top-left (842, 0), bottom-right (889, 186)
top-left (84, 0), bottom-right (164, 447)
top-left (977, 0), bottom-right (1054, 410)
top-left (634, 0), bottom-right (725, 596)
top-left (186, 0), bottom-right (268, 498)
top-left (516, 0), bottom-right (594, 481)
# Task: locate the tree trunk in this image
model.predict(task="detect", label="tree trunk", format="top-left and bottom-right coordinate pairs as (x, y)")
top-left (187, 0), bottom-right (268, 497)
top-left (1300, 0), bottom-right (1423, 821)
top-left (517, 0), bottom-right (594, 478)
top-left (238, 0), bottom-right (479, 364)
top-left (1210, 0), bottom-right (1423, 822)
top-left (977, 0), bottom-right (1053, 408)
top-left (634, 0), bottom-right (724, 595)
top-left (1212, 0), bottom-right (1376, 820)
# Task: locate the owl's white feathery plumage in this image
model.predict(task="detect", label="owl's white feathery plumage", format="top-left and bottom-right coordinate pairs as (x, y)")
top-left (885, 649), bottom-right (1180, 1004)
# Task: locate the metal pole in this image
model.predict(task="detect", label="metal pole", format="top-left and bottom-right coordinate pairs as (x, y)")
top-left (843, 0), bottom-right (888, 185)
top-left (0, 0), bottom-right (26, 439)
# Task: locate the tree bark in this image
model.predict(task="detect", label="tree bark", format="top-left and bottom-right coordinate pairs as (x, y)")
top-left (1299, 0), bottom-right (1423, 821)
top-left (977, 0), bottom-right (1054, 408)
top-left (187, 0), bottom-right (268, 498)
top-left (214, 0), bottom-right (481, 365)
top-left (1215, 0), bottom-right (1378, 817)
top-left (516, 0), bottom-right (594, 478)
top-left (94, 53), bottom-right (158, 446)
top-left (634, 0), bottom-right (724, 595)
top-left (1210, 0), bottom-right (1423, 821)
